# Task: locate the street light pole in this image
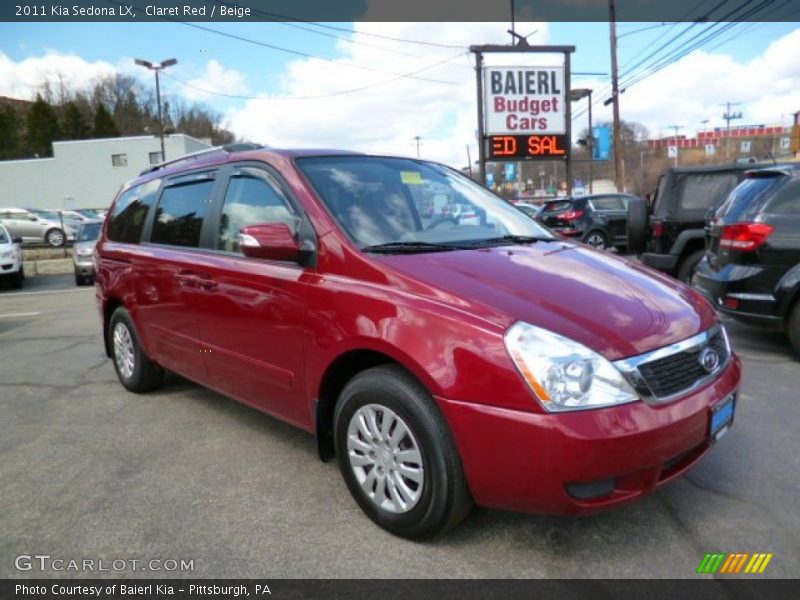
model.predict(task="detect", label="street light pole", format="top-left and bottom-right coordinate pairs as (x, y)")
top-left (135, 58), bottom-right (178, 162)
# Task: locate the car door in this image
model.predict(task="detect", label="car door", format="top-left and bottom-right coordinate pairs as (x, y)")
top-left (191, 163), bottom-right (311, 426)
top-left (11, 211), bottom-right (41, 241)
top-left (135, 170), bottom-right (221, 385)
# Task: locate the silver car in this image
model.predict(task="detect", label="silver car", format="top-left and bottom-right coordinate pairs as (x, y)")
top-left (0, 207), bottom-right (73, 247)
top-left (73, 219), bottom-right (103, 286)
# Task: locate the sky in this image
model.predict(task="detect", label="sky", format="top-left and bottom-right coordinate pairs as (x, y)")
top-left (0, 20), bottom-right (799, 168)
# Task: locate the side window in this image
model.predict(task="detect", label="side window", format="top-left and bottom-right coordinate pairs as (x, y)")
top-left (150, 177), bottom-right (215, 248)
top-left (217, 168), bottom-right (298, 253)
top-left (107, 179), bottom-right (160, 244)
top-left (765, 180), bottom-right (800, 215)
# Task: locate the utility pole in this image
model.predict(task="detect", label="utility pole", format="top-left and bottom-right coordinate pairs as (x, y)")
top-left (135, 58), bottom-right (178, 161)
top-left (413, 136), bottom-right (422, 158)
top-left (721, 101), bottom-right (743, 162)
top-left (608, 0), bottom-right (625, 192)
top-left (669, 124), bottom-right (683, 167)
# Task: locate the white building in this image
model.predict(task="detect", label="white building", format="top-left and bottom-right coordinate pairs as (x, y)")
top-left (0, 134), bottom-right (212, 210)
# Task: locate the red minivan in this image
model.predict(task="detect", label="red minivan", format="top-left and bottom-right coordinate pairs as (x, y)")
top-left (96, 144), bottom-right (741, 538)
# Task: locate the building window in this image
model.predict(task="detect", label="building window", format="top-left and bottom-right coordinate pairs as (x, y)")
top-left (111, 154), bottom-right (128, 167)
top-left (149, 151), bottom-right (163, 164)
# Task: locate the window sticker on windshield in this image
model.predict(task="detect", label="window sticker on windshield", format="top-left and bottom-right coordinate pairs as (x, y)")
top-left (401, 171), bottom-right (423, 185)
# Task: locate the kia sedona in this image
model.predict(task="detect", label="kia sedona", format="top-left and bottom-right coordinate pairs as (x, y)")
top-left (95, 144), bottom-right (741, 538)
top-left (694, 164), bottom-right (800, 357)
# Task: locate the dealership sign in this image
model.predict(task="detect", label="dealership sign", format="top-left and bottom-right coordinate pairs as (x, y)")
top-left (482, 66), bottom-right (567, 160)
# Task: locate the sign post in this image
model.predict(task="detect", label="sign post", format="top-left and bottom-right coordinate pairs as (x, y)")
top-left (470, 44), bottom-right (575, 193)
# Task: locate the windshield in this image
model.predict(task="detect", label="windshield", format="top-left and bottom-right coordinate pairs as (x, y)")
top-left (297, 156), bottom-right (554, 250)
top-left (78, 222), bottom-right (102, 242)
top-left (0, 227), bottom-right (8, 244)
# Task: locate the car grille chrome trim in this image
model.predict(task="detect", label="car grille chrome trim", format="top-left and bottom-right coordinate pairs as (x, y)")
top-left (613, 324), bottom-right (730, 405)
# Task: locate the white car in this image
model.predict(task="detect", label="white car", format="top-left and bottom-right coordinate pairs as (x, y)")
top-left (0, 223), bottom-right (24, 289)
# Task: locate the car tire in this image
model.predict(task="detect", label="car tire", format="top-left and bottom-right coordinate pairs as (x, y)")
top-left (788, 300), bottom-right (800, 359)
top-left (584, 230), bottom-right (607, 249)
top-left (678, 249), bottom-right (706, 284)
top-left (11, 267), bottom-right (24, 289)
top-left (75, 271), bottom-right (84, 286)
top-left (333, 365), bottom-right (472, 539)
top-left (108, 307), bottom-right (164, 393)
top-left (627, 197), bottom-right (649, 255)
top-left (45, 228), bottom-right (65, 247)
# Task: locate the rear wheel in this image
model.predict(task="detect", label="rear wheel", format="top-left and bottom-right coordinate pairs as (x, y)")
top-left (45, 228), bottom-right (65, 247)
top-left (333, 365), bottom-right (472, 539)
top-left (108, 307), bottom-right (164, 393)
top-left (677, 249), bottom-right (706, 284)
top-left (788, 300), bottom-right (800, 359)
top-left (584, 230), bottom-right (607, 249)
top-left (627, 197), bottom-right (649, 254)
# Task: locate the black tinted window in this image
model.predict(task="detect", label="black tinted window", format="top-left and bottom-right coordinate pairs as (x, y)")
top-left (218, 169), bottom-right (297, 253)
top-left (107, 179), bottom-right (160, 243)
top-left (590, 196), bottom-right (625, 211)
top-left (151, 179), bottom-right (214, 247)
top-left (764, 179), bottom-right (800, 215)
top-left (716, 176), bottom-right (786, 221)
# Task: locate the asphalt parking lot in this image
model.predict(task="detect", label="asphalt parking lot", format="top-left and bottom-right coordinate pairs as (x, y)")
top-left (1, 275), bottom-right (798, 579)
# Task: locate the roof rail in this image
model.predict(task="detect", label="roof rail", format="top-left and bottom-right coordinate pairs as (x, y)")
top-left (138, 142), bottom-right (265, 176)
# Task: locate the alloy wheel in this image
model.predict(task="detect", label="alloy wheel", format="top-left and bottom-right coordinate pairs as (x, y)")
top-left (113, 322), bottom-right (135, 379)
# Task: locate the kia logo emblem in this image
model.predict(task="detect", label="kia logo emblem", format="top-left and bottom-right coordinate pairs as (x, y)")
top-left (699, 348), bottom-right (720, 373)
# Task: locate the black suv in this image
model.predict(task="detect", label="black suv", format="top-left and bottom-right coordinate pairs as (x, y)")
top-left (627, 164), bottom-right (754, 282)
top-left (536, 193), bottom-right (637, 250)
top-left (694, 164), bottom-right (800, 357)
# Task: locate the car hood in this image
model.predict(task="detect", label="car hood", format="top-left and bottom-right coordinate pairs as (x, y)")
top-left (374, 242), bottom-right (717, 360)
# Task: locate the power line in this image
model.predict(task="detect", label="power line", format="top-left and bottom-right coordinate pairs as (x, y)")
top-left (208, 0), bottom-right (467, 50)
top-left (160, 51), bottom-right (469, 101)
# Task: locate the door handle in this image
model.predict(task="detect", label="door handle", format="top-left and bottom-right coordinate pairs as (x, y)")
top-left (176, 270), bottom-right (217, 290)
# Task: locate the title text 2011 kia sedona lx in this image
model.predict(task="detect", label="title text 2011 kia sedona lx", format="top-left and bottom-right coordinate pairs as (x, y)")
top-left (96, 144), bottom-right (741, 538)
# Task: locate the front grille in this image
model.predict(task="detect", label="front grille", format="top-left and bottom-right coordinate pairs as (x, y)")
top-left (614, 326), bottom-right (730, 403)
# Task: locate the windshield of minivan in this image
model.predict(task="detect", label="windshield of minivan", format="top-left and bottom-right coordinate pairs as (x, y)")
top-left (78, 222), bottom-right (102, 242)
top-left (297, 156), bottom-right (553, 251)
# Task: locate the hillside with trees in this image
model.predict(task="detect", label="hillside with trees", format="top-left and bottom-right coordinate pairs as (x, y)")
top-left (0, 74), bottom-right (236, 160)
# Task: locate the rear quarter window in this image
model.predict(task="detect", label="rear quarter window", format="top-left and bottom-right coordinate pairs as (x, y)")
top-left (764, 178), bottom-right (800, 215)
top-left (107, 179), bottom-right (161, 243)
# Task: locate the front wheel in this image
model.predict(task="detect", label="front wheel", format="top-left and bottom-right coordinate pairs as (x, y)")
top-left (333, 365), bottom-right (472, 539)
top-left (108, 307), bottom-right (164, 393)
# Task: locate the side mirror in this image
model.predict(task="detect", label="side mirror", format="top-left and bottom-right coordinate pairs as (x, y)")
top-left (239, 223), bottom-right (301, 262)
top-left (28, 215), bottom-right (38, 221)
top-left (12, 237), bottom-right (23, 245)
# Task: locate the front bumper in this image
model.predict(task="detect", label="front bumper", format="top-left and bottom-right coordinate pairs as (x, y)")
top-left (1, 260), bottom-right (22, 275)
top-left (437, 355), bottom-right (741, 515)
top-left (73, 256), bottom-right (95, 277)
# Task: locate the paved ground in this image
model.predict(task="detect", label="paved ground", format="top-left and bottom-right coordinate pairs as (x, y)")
top-left (0, 275), bottom-right (798, 579)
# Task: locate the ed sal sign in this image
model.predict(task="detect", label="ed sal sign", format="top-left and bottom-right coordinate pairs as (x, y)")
top-left (483, 66), bottom-right (566, 135)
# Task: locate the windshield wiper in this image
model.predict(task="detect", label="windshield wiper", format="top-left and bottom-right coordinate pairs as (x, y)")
top-left (464, 234), bottom-right (554, 247)
top-left (361, 241), bottom-right (470, 254)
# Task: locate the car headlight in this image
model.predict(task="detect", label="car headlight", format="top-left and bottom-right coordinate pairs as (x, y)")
top-left (504, 321), bottom-right (639, 412)
top-left (77, 248), bottom-right (93, 257)
top-left (0, 250), bottom-right (15, 260)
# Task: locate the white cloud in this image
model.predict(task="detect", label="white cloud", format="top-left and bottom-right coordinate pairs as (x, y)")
top-left (574, 27), bottom-right (800, 140)
top-left (183, 59), bottom-right (249, 102)
top-left (226, 22), bottom-right (550, 167)
top-left (0, 51), bottom-right (117, 99)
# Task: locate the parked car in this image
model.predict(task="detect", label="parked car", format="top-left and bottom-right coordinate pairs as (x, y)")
top-left (627, 164), bottom-right (758, 282)
top-left (27, 209), bottom-right (78, 241)
top-left (535, 193), bottom-right (637, 250)
top-left (0, 207), bottom-right (72, 247)
top-left (73, 219), bottom-right (103, 286)
top-left (515, 202), bottom-right (542, 219)
top-left (96, 145), bottom-right (740, 538)
top-left (0, 223), bottom-right (24, 289)
top-left (693, 164), bottom-right (800, 357)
